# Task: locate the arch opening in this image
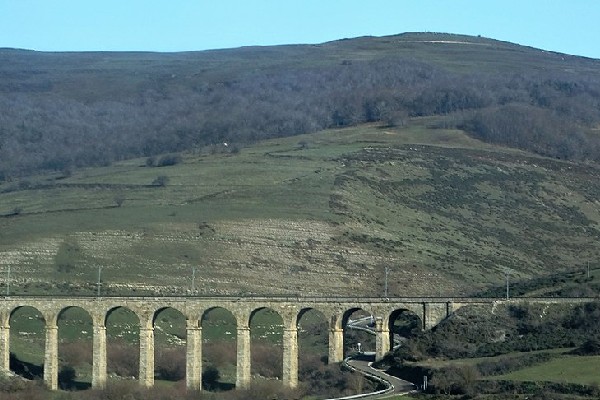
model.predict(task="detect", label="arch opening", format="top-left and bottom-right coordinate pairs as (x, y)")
top-left (153, 307), bottom-right (187, 384)
top-left (249, 307), bottom-right (283, 380)
top-left (389, 308), bottom-right (423, 336)
top-left (342, 308), bottom-right (375, 357)
top-left (201, 306), bottom-right (237, 391)
top-left (298, 307), bottom-right (339, 396)
top-left (105, 306), bottom-right (140, 382)
top-left (8, 306), bottom-right (45, 381)
top-left (57, 306), bottom-right (93, 390)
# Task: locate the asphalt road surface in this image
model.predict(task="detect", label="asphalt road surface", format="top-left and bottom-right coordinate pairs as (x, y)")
top-left (346, 353), bottom-right (416, 399)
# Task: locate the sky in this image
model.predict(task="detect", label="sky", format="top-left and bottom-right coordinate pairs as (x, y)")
top-left (1, 0), bottom-right (599, 59)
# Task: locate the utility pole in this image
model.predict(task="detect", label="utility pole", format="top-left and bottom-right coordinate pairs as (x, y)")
top-left (505, 271), bottom-right (510, 300)
top-left (588, 261), bottom-right (591, 279)
top-left (191, 267), bottom-right (196, 294)
top-left (384, 266), bottom-right (389, 298)
top-left (6, 265), bottom-right (10, 296)
top-left (97, 266), bottom-right (102, 297)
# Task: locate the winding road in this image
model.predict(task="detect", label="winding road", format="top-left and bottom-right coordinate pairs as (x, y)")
top-left (328, 317), bottom-right (416, 399)
top-left (345, 353), bottom-right (416, 399)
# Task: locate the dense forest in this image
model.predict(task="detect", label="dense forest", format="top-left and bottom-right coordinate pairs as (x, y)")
top-left (1, 32), bottom-right (600, 180)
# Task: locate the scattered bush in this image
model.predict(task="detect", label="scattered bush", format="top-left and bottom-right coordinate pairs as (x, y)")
top-left (107, 340), bottom-right (139, 378)
top-left (155, 347), bottom-right (185, 381)
top-left (152, 175), bottom-right (169, 186)
top-left (202, 365), bottom-right (220, 390)
top-left (155, 154), bottom-right (182, 167)
top-left (476, 353), bottom-right (554, 376)
top-left (58, 365), bottom-right (77, 390)
top-left (60, 340), bottom-right (92, 366)
top-left (571, 338), bottom-right (600, 356)
top-left (146, 154), bottom-right (183, 167)
top-left (429, 365), bottom-right (479, 396)
top-left (113, 193), bottom-right (126, 207)
top-left (251, 341), bottom-right (283, 378)
top-left (203, 341), bottom-right (236, 367)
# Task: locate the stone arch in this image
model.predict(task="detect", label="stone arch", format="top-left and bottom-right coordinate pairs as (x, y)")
top-left (104, 306), bottom-right (140, 380)
top-left (152, 306), bottom-right (187, 383)
top-left (249, 307), bottom-right (284, 380)
top-left (387, 307), bottom-right (424, 350)
top-left (201, 306), bottom-right (238, 391)
top-left (201, 306), bottom-right (238, 328)
top-left (296, 307), bottom-right (328, 380)
top-left (152, 306), bottom-right (186, 326)
top-left (56, 305), bottom-right (94, 389)
top-left (8, 305), bottom-right (46, 380)
top-left (340, 306), bottom-right (376, 356)
top-left (104, 305), bottom-right (141, 329)
top-left (296, 306), bottom-right (328, 327)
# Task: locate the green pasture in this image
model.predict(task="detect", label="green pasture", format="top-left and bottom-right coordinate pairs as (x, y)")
top-left (492, 355), bottom-right (600, 386)
top-left (1, 119), bottom-right (600, 298)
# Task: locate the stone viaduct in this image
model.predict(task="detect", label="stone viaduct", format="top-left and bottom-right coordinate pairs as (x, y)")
top-left (0, 295), bottom-right (593, 391)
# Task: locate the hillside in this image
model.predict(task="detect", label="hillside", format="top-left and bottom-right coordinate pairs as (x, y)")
top-left (1, 32), bottom-right (600, 180)
top-left (1, 120), bottom-right (599, 296)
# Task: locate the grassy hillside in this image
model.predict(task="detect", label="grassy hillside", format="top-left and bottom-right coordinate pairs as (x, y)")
top-left (1, 119), bottom-right (599, 296)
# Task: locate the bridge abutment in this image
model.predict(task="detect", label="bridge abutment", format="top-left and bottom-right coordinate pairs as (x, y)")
top-left (424, 302), bottom-right (450, 330)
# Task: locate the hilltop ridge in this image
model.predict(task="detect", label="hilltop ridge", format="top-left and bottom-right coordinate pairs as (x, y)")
top-left (1, 32), bottom-right (600, 180)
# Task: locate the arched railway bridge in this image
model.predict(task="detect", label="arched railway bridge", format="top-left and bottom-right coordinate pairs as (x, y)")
top-left (0, 295), bottom-right (594, 391)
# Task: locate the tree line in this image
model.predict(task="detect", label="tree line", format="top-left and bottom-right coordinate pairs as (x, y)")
top-left (1, 43), bottom-right (600, 180)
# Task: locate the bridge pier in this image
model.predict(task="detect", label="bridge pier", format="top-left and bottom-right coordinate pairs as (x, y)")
top-left (186, 322), bottom-right (202, 391)
top-left (0, 322), bottom-right (9, 373)
top-left (139, 326), bottom-right (155, 388)
top-left (328, 327), bottom-right (344, 363)
top-left (44, 323), bottom-right (59, 390)
top-left (282, 327), bottom-right (298, 389)
top-left (236, 326), bottom-right (251, 389)
top-left (92, 323), bottom-right (107, 388)
top-left (374, 318), bottom-right (390, 361)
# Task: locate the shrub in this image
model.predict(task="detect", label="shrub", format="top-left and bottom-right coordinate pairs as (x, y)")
top-left (251, 341), bottom-right (282, 378)
top-left (156, 154), bottom-right (182, 167)
top-left (572, 338), bottom-right (600, 355)
top-left (155, 347), bottom-right (185, 381)
top-left (202, 365), bottom-right (220, 390)
top-left (0, 372), bottom-right (27, 392)
top-left (113, 193), bottom-right (126, 207)
top-left (60, 340), bottom-right (92, 366)
top-left (203, 341), bottom-right (236, 367)
top-left (227, 379), bottom-right (303, 400)
top-left (107, 340), bottom-right (139, 378)
top-left (152, 175), bottom-right (169, 186)
top-left (145, 157), bottom-right (156, 167)
top-left (58, 365), bottom-right (77, 390)
top-left (429, 365), bottom-right (479, 396)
